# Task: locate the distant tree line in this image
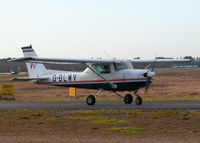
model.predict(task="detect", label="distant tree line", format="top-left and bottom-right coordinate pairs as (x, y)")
top-left (133, 56), bottom-right (200, 61)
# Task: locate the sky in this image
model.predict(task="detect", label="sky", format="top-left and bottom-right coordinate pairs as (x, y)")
top-left (0, 0), bottom-right (200, 59)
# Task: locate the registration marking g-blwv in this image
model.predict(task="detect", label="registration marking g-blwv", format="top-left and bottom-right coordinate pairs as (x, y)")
top-left (52, 74), bottom-right (77, 82)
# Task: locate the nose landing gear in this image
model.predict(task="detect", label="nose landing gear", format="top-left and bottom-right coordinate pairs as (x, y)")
top-left (113, 91), bottom-right (143, 105)
top-left (135, 95), bottom-right (142, 105)
top-left (134, 91), bottom-right (143, 105)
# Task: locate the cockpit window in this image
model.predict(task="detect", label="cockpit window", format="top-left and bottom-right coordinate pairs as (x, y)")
top-left (96, 65), bottom-right (110, 74)
top-left (114, 62), bottom-right (129, 71)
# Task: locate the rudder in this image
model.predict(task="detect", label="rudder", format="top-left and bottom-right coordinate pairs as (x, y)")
top-left (22, 45), bottom-right (47, 78)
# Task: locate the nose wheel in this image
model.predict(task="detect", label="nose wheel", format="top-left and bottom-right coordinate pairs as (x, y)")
top-left (135, 96), bottom-right (142, 105)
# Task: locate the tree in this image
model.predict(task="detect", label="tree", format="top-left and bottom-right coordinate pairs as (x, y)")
top-left (183, 56), bottom-right (194, 60)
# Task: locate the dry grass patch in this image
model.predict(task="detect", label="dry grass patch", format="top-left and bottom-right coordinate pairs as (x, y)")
top-left (0, 110), bottom-right (199, 142)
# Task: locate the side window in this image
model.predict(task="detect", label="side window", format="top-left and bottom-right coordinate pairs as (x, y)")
top-left (96, 65), bottom-right (110, 74)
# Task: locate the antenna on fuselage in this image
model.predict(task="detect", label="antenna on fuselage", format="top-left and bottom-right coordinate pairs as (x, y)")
top-left (104, 50), bottom-right (112, 59)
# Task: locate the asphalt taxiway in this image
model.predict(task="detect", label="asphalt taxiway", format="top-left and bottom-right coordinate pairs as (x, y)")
top-left (0, 100), bottom-right (200, 110)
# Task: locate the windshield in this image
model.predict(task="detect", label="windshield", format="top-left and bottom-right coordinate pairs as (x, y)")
top-left (114, 62), bottom-right (129, 71)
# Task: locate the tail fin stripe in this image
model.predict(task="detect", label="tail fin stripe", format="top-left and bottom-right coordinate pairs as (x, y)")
top-left (23, 49), bottom-right (34, 53)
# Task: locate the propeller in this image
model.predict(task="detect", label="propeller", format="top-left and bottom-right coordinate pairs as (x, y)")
top-left (145, 59), bottom-right (156, 72)
top-left (144, 57), bottom-right (157, 93)
top-left (143, 70), bottom-right (156, 93)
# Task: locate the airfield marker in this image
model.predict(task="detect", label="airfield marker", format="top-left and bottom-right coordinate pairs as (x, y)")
top-left (1, 84), bottom-right (15, 100)
top-left (69, 87), bottom-right (76, 100)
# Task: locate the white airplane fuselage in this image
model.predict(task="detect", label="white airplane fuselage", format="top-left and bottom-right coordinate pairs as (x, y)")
top-left (39, 62), bottom-right (154, 91)
top-left (10, 45), bottom-right (191, 105)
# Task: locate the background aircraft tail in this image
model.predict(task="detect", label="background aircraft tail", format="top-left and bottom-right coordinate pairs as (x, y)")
top-left (22, 45), bottom-right (47, 78)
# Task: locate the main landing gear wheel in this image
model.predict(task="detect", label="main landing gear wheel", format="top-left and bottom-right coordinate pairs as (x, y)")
top-left (86, 95), bottom-right (96, 105)
top-left (135, 96), bottom-right (142, 105)
top-left (124, 94), bottom-right (133, 104)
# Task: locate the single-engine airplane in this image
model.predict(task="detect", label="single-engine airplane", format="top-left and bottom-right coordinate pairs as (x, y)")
top-left (9, 45), bottom-right (191, 105)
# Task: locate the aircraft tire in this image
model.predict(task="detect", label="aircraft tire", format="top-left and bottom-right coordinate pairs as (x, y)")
top-left (86, 95), bottom-right (96, 105)
top-left (135, 96), bottom-right (142, 105)
top-left (124, 94), bottom-right (133, 104)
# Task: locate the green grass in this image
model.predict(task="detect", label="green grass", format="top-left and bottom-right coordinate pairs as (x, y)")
top-left (71, 110), bottom-right (104, 115)
top-left (92, 119), bottom-right (125, 125)
top-left (68, 116), bottom-right (125, 125)
top-left (110, 127), bottom-right (145, 135)
top-left (68, 116), bottom-right (97, 121)
top-left (191, 111), bottom-right (200, 116)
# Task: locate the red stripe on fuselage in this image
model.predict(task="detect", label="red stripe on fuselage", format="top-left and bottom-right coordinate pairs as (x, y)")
top-left (44, 78), bottom-right (148, 84)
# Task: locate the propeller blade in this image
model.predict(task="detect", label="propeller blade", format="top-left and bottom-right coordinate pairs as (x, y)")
top-left (145, 63), bottom-right (155, 72)
top-left (145, 77), bottom-right (152, 93)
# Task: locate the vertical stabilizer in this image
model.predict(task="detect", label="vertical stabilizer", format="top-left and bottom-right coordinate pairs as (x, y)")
top-left (22, 45), bottom-right (47, 78)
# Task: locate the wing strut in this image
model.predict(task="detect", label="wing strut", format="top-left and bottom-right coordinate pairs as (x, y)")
top-left (85, 64), bottom-right (117, 90)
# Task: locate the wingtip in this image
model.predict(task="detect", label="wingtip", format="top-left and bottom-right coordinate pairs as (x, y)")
top-left (7, 57), bottom-right (34, 62)
top-left (7, 59), bottom-right (15, 62)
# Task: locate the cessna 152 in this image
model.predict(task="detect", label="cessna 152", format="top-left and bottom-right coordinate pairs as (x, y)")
top-left (9, 45), bottom-right (191, 105)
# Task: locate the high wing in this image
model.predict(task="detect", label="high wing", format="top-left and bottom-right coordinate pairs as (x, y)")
top-left (9, 57), bottom-right (192, 64)
top-left (9, 57), bottom-right (114, 64)
top-left (131, 59), bottom-right (192, 64)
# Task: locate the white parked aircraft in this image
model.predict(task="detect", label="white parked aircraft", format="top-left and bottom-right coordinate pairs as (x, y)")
top-left (10, 45), bottom-right (191, 105)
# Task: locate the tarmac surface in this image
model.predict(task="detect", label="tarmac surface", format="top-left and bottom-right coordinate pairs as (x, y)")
top-left (0, 100), bottom-right (200, 110)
